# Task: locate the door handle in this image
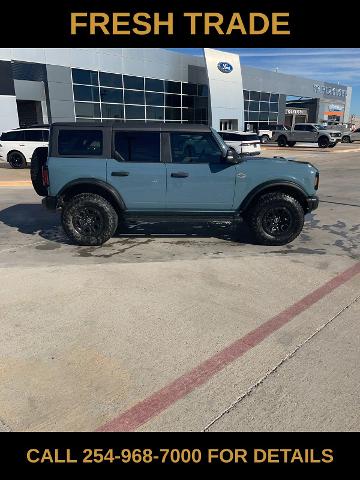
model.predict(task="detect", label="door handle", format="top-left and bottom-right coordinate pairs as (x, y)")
top-left (111, 171), bottom-right (129, 177)
top-left (171, 172), bottom-right (189, 178)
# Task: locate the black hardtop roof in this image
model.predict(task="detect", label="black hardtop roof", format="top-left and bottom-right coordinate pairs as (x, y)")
top-left (13, 125), bottom-right (50, 130)
top-left (51, 122), bottom-right (211, 133)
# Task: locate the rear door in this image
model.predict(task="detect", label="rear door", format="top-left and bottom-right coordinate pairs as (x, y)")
top-left (166, 131), bottom-right (236, 211)
top-left (48, 127), bottom-right (107, 197)
top-left (107, 130), bottom-right (166, 211)
top-left (24, 129), bottom-right (48, 161)
top-left (293, 124), bottom-right (307, 142)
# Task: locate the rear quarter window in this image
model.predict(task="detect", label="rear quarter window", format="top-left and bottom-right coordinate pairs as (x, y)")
top-left (24, 130), bottom-right (44, 141)
top-left (58, 130), bottom-right (103, 156)
top-left (0, 130), bottom-right (25, 141)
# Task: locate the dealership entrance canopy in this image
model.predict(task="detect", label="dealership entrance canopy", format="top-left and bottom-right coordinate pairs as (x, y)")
top-left (0, 48), bottom-right (352, 134)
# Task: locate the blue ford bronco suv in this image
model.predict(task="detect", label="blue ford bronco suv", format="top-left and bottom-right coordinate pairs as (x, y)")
top-left (31, 122), bottom-right (319, 246)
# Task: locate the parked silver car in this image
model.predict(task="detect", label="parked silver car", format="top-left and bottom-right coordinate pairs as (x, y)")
top-left (341, 128), bottom-right (360, 143)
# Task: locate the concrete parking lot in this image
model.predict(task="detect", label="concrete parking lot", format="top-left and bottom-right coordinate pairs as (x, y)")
top-left (0, 143), bottom-right (359, 432)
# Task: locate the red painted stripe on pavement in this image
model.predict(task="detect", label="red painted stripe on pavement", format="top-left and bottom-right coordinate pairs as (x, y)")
top-left (97, 261), bottom-right (360, 432)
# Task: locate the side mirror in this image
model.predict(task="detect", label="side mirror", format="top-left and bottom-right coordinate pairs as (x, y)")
top-left (225, 149), bottom-right (239, 164)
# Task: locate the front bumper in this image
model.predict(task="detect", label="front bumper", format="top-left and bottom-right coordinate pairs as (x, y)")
top-left (42, 196), bottom-right (58, 210)
top-left (306, 195), bottom-right (319, 212)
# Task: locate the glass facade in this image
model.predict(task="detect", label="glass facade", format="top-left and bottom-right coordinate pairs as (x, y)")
top-left (243, 90), bottom-right (280, 131)
top-left (72, 68), bottom-right (209, 124)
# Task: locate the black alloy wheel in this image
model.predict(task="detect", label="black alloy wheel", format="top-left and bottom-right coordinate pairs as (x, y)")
top-left (262, 206), bottom-right (293, 236)
top-left (72, 206), bottom-right (104, 237)
top-left (8, 151), bottom-right (26, 169)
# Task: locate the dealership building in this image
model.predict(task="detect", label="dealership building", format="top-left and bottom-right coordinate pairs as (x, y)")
top-left (0, 48), bottom-right (352, 134)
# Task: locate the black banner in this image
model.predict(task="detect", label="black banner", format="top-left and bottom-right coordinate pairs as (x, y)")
top-left (3, 0), bottom-right (358, 47)
top-left (0, 433), bottom-right (358, 473)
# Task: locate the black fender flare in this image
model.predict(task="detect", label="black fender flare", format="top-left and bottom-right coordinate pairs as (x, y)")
top-left (238, 180), bottom-right (309, 213)
top-left (58, 178), bottom-right (126, 211)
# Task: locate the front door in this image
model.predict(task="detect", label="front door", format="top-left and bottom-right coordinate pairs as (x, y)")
top-left (107, 130), bottom-right (166, 211)
top-left (166, 132), bottom-right (236, 211)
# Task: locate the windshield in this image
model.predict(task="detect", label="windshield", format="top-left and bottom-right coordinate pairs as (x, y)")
top-left (211, 127), bottom-right (228, 154)
top-left (313, 124), bottom-right (327, 130)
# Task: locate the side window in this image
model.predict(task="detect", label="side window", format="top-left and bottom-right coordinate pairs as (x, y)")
top-left (294, 125), bottom-right (303, 131)
top-left (58, 130), bottom-right (103, 156)
top-left (114, 132), bottom-right (160, 162)
top-left (304, 125), bottom-right (314, 132)
top-left (170, 133), bottom-right (222, 164)
top-left (24, 130), bottom-right (44, 141)
top-left (42, 130), bottom-right (49, 142)
top-left (0, 130), bottom-right (25, 141)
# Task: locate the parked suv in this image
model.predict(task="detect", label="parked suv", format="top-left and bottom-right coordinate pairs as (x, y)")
top-left (0, 126), bottom-right (49, 168)
top-left (273, 123), bottom-right (342, 148)
top-left (341, 128), bottom-right (360, 143)
top-left (219, 131), bottom-right (261, 156)
top-left (32, 122), bottom-right (319, 246)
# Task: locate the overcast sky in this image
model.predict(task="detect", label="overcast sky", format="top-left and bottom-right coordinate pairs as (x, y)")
top-left (169, 48), bottom-right (360, 116)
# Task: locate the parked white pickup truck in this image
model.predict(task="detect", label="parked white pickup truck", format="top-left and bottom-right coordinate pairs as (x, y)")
top-left (257, 125), bottom-right (289, 144)
top-left (272, 123), bottom-right (342, 148)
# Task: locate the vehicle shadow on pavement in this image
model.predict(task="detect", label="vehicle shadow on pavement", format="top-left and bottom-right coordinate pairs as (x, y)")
top-left (121, 220), bottom-right (254, 244)
top-left (0, 203), bottom-right (255, 245)
top-left (0, 203), bottom-right (70, 243)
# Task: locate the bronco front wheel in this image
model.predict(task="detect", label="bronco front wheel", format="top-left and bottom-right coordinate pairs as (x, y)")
top-left (61, 193), bottom-right (118, 246)
top-left (248, 192), bottom-right (304, 245)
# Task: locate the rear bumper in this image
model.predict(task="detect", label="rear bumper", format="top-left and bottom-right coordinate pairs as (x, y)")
top-left (306, 195), bottom-right (319, 212)
top-left (241, 151), bottom-right (261, 156)
top-left (42, 196), bottom-right (58, 210)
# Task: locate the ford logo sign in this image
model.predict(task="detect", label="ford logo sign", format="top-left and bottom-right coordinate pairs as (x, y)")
top-left (217, 62), bottom-right (233, 74)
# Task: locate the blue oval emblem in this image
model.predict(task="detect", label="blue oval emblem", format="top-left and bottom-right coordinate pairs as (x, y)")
top-left (217, 62), bottom-right (233, 74)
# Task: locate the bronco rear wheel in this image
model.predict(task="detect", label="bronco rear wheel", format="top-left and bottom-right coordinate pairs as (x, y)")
top-left (61, 193), bottom-right (118, 246)
top-left (248, 192), bottom-right (304, 246)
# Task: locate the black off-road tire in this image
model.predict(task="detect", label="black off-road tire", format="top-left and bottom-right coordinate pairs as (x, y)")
top-left (61, 193), bottom-right (118, 246)
top-left (260, 134), bottom-right (270, 144)
top-left (341, 135), bottom-right (351, 143)
top-left (247, 192), bottom-right (304, 246)
top-left (277, 136), bottom-right (287, 147)
top-left (287, 141), bottom-right (296, 147)
top-left (30, 147), bottom-right (48, 196)
top-left (8, 151), bottom-right (26, 169)
top-left (318, 136), bottom-right (330, 148)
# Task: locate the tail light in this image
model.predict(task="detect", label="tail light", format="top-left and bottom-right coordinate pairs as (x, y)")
top-left (314, 172), bottom-right (319, 190)
top-left (42, 165), bottom-right (49, 187)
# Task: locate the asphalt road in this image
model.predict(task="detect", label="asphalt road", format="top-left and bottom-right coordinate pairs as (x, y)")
top-left (0, 143), bottom-right (359, 432)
